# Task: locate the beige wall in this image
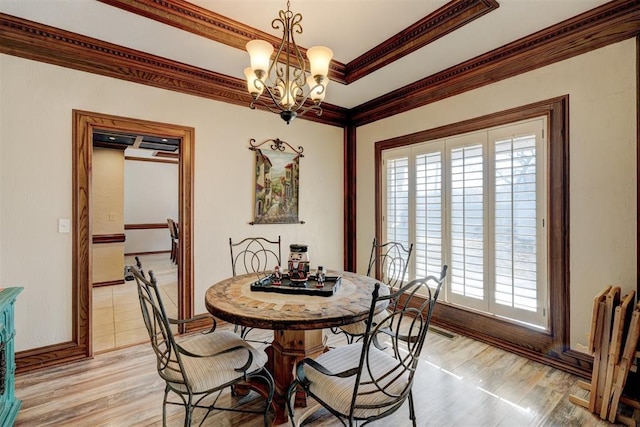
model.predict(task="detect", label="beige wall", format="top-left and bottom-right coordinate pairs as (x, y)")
top-left (92, 244), bottom-right (125, 284)
top-left (93, 147), bottom-right (125, 234)
top-left (92, 147), bottom-right (125, 284)
top-left (0, 54), bottom-right (344, 351)
top-left (356, 39), bottom-right (637, 352)
top-left (2, 40), bottom-right (635, 353)
top-left (124, 159), bottom-right (178, 254)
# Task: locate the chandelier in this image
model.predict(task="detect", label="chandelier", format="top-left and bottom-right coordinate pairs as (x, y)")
top-left (244, 1), bottom-right (333, 124)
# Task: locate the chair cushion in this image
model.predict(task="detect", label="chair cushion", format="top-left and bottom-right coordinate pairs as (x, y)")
top-left (339, 309), bottom-right (389, 336)
top-left (304, 342), bottom-right (410, 419)
top-left (163, 330), bottom-right (268, 394)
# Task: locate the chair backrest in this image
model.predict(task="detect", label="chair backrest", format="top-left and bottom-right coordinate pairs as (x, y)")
top-left (229, 236), bottom-right (281, 276)
top-left (353, 265), bottom-right (448, 417)
top-left (130, 266), bottom-right (187, 389)
top-left (134, 256), bottom-right (145, 277)
top-left (167, 218), bottom-right (178, 240)
top-left (366, 237), bottom-right (413, 291)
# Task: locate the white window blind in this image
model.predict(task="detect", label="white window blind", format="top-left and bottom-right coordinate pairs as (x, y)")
top-left (381, 117), bottom-right (547, 329)
top-left (450, 144), bottom-right (485, 301)
top-left (385, 157), bottom-right (410, 248)
top-left (494, 135), bottom-right (538, 312)
top-left (415, 152), bottom-right (442, 279)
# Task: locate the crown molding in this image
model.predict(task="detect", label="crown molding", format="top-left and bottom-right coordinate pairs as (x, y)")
top-left (97, 0), bottom-right (348, 84)
top-left (97, 0), bottom-right (496, 85)
top-left (344, 0), bottom-right (499, 83)
top-left (1, 0), bottom-right (638, 129)
top-left (350, 0), bottom-right (640, 126)
top-left (0, 13), bottom-right (348, 127)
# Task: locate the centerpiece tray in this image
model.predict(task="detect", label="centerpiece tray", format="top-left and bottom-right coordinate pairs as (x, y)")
top-left (250, 274), bottom-right (342, 297)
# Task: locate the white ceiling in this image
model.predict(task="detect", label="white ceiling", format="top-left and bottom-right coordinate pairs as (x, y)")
top-left (0, 0), bottom-right (610, 108)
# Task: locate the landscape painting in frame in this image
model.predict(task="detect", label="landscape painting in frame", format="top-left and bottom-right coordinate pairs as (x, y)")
top-left (253, 148), bottom-right (300, 224)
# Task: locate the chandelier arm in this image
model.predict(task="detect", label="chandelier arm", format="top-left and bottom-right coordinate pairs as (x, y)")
top-left (296, 103), bottom-right (323, 118)
top-left (254, 78), bottom-right (324, 116)
top-left (251, 94), bottom-right (323, 121)
top-left (261, 84), bottom-right (289, 112)
top-left (287, 81), bottom-right (323, 113)
top-left (288, 12), bottom-right (307, 80)
top-left (250, 96), bottom-right (289, 115)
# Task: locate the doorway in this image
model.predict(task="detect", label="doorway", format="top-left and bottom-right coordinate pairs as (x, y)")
top-left (76, 110), bottom-right (194, 357)
top-left (15, 110), bottom-right (194, 371)
top-left (92, 132), bottom-right (181, 352)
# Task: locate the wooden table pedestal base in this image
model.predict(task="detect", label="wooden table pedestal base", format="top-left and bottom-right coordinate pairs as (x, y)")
top-left (266, 329), bottom-right (325, 425)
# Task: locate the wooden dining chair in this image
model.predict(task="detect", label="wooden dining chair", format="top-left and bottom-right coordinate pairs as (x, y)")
top-left (130, 265), bottom-right (275, 426)
top-left (335, 237), bottom-right (413, 344)
top-left (167, 218), bottom-right (179, 264)
top-left (228, 236), bottom-right (281, 339)
top-left (287, 265), bottom-right (448, 427)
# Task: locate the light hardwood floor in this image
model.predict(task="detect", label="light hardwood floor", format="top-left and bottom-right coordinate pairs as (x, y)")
top-left (15, 318), bottom-right (634, 426)
top-left (32, 253), bottom-right (637, 425)
top-left (93, 253), bottom-right (178, 353)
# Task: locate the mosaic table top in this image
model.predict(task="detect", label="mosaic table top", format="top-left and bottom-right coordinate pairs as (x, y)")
top-left (205, 270), bottom-right (388, 331)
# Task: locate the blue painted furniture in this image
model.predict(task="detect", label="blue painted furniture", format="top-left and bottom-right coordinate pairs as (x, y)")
top-left (0, 287), bottom-right (22, 427)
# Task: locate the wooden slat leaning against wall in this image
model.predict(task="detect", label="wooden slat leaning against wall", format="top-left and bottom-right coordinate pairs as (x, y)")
top-left (569, 287), bottom-right (640, 426)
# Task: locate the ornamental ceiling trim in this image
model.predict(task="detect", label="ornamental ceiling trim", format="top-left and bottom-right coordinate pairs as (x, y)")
top-left (97, 0), bottom-right (499, 85)
top-left (0, 13), bottom-right (348, 127)
top-left (349, 0), bottom-right (640, 126)
top-left (0, 0), bottom-right (638, 128)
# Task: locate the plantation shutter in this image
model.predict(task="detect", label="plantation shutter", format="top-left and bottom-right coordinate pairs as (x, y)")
top-left (415, 152), bottom-right (443, 279)
top-left (380, 116), bottom-right (546, 328)
top-left (489, 119), bottom-right (546, 326)
top-left (449, 143), bottom-right (485, 306)
top-left (385, 156), bottom-right (410, 248)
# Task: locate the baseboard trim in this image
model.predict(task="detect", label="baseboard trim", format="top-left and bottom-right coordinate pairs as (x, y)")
top-left (124, 250), bottom-right (171, 256)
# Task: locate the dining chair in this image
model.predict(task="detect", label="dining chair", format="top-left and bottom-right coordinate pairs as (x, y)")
top-left (287, 265), bottom-right (448, 427)
top-left (134, 255), bottom-right (145, 277)
top-left (229, 235), bottom-right (282, 278)
top-left (228, 236), bottom-right (281, 340)
top-left (130, 265), bottom-right (275, 426)
top-left (335, 238), bottom-right (413, 344)
top-left (167, 218), bottom-right (179, 264)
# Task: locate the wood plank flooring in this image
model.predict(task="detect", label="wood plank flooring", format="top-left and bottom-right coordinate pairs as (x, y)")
top-left (15, 320), bottom-right (632, 426)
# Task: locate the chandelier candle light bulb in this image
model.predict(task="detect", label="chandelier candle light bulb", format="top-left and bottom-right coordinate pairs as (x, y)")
top-left (244, 67), bottom-right (264, 97)
top-left (245, 1), bottom-right (333, 124)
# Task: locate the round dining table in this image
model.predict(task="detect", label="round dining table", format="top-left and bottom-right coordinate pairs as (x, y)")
top-left (205, 269), bottom-right (388, 425)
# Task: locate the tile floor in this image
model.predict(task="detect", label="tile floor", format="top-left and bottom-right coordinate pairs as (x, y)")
top-left (92, 253), bottom-right (178, 353)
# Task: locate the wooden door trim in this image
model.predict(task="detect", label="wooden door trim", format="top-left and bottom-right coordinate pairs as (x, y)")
top-left (16, 110), bottom-right (194, 373)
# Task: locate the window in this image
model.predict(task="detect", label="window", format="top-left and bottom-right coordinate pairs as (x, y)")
top-left (382, 118), bottom-right (547, 329)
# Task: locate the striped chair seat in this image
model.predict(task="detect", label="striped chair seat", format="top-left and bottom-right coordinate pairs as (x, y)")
top-left (131, 265), bottom-right (274, 426)
top-left (304, 343), bottom-right (410, 419)
top-left (163, 331), bottom-right (268, 394)
top-left (338, 309), bottom-right (390, 337)
top-left (288, 268), bottom-right (448, 426)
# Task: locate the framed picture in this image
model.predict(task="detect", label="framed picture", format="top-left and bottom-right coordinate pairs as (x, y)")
top-left (250, 138), bottom-right (304, 225)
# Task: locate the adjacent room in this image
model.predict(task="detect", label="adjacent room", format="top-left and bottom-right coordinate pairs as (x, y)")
top-left (0, 0), bottom-right (638, 425)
